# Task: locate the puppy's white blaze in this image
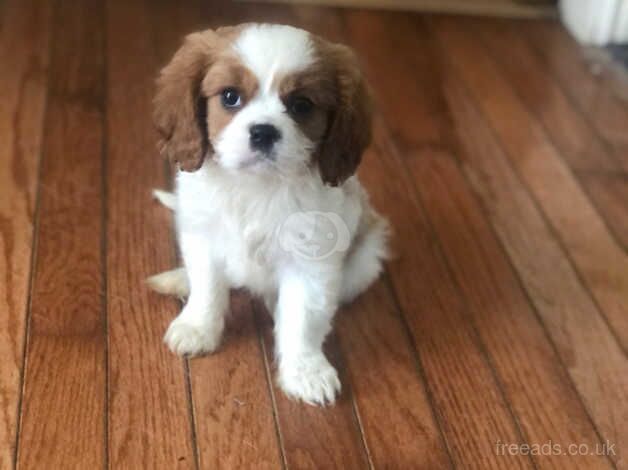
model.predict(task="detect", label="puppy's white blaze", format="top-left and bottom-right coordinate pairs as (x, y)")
top-left (233, 24), bottom-right (315, 91)
top-left (264, 60), bottom-right (280, 94)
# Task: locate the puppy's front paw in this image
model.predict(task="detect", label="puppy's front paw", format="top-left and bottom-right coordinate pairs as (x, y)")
top-left (278, 354), bottom-right (341, 406)
top-left (164, 316), bottom-right (223, 357)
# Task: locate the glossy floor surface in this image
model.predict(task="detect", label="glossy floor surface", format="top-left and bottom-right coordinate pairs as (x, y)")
top-left (1, 0), bottom-right (627, 468)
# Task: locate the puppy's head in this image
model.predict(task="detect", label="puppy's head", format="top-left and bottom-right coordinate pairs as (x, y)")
top-left (154, 24), bottom-right (371, 185)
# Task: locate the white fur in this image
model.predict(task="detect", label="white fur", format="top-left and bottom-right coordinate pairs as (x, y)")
top-left (146, 267), bottom-right (188, 298)
top-left (152, 25), bottom-right (389, 406)
top-left (152, 189), bottom-right (177, 210)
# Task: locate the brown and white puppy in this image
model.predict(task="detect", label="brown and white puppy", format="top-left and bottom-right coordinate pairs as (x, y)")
top-left (149, 24), bottom-right (388, 406)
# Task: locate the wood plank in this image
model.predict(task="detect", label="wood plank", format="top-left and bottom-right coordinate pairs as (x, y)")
top-left (429, 16), bottom-right (628, 356)
top-left (188, 295), bottom-right (282, 469)
top-left (580, 172), bottom-right (628, 251)
top-left (336, 279), bottom-right (452, 469)
top-left (250, 0), bottom-right (555, 18)
top-left (149, 2), bottom-right (284, 467)
top-left (0, 0), bottom-right (51, 467)
top-left (343, 10), bottom-right (533, 469)
top-left (519, 19), bottom-right (628, 170)
top-left (278, 6), bottom-right (453, 468)
top-left (348, 10), bottom-right (614, 469)
top-left (408, 154), bottom-right (612, 470)
top-left (428, 17), bottom-right (628, 467)
top-left (372, 117), bottom-right (532, 470)
top-left (106, 0), bottom-right (195, 466)
top-left (470, 17), bottom-right (628, 252)
top-left (16, 0), bottom-right (106, 467)
top-left (470, 17), bottom-right (619, 173)
top-left (256, 309), bottom-right (370, 469)
top-left (284, 6), bottom-right (452, 468)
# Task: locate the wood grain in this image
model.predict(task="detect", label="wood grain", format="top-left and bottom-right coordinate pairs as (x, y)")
top-left (343, 10), bottom-right (533, 469)
top-left (580, 172), bottom-right (628, 251)
top-left (0, 0), bottom-right (51, 467)
top-left (471, 17), bottom-right (628, 252)
top-left (408, 154), bottom-right (612, 470)
top-left (518, 19), bottom-right (628, 171)
top-left (372, 117), bottom-right (532, 470)
top-left (348, 10), bottom-right (615, 469)
top-left (255, 305), bottom-right (370, 469)
top-left (189, 294), bottom-right (283, 469)
top-left (16, 0), bottom-right (106, 467)
top-left (429, 16), bottom-right (628, 356)
top-left (106, 0), bottom-right (195, 466)
top-left (336, 278), bottom-right (452, 469)
top-left (427, 17), bottom-right (628, 466)
top-left (250, 0), bottom-right (555, 17)
top-left (278, 7), bottom-right (452, 468)
top-left (471, 18), bottom-right (619, 173)
top-left (148, 2), bottom-right (284, 468)
top-left (4, 2), bottom-right (628, 468)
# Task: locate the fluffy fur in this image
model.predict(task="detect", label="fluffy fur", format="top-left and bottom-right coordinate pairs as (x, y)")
top-left (149, 23), bottom-right (388, 406)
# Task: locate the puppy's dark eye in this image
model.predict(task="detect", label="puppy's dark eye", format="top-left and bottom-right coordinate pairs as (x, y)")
top-left (221, 88), bottom-right (241, 108)
top-left (288, 96), bottom-right (314, 117)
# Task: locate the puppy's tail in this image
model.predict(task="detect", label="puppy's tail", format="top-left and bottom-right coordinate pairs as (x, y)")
top-left (340, 210), bottom-right (390, 304)
top-left (146, 268), bottom-right (189, 298)
top-left (152, 189), bottom-right (177, 211)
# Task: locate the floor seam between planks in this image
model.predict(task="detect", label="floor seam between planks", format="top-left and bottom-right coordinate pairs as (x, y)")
top-left (381, 270), bottom-right (457, 470)
top-left (253, 304), bottom-right (289, 470)
top-left (11, 8), bottom-right (53, 466)
top-left (375, 112), bottom-right (537, 468)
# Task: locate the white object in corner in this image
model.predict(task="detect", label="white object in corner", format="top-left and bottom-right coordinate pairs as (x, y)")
top-left (560, 0), bottom-right (628, 45)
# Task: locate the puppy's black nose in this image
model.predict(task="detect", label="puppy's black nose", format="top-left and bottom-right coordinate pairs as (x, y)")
top-left (249, 124), bottom-right (281, 153)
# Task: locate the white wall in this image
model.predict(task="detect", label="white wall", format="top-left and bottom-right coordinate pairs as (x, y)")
top-left (560, 0), bottom-right (628, 45)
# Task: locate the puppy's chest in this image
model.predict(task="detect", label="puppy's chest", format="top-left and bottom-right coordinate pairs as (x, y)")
top-left (178, 188), bottom-right (298, 289)
top-left (177, 170), bottom-right (361, 290)
top-left (221, 225), bottom-right (280, 292)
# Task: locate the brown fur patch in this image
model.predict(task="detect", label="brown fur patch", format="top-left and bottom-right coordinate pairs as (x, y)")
top-left (277, 35), bottom-right (372, 186)
top-left (310, 36), bottom-right (372, 186)
top-left (153, 25), bottom-right (247, 171)
top-left (278, 65), bottom-right (335, 146)
top-left (202, 58), bottom-right (258, 143)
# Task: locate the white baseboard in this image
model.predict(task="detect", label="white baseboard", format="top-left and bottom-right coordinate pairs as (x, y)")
top-left (560, 0), bottom-right (628, 45)
top-left (613, 1), bottom-right (628, 42)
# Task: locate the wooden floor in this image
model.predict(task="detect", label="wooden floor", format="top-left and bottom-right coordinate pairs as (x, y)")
top-left (1, 0), bottom-right (627, 468)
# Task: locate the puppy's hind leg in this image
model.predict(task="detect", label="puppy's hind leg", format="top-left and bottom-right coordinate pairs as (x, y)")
top-left (340, 210), bottom-right (389, 304)
top-left (147, 191), bottom-right (188, 295)
top-left (146, 268), bottom-right (189, 298)
top-left (152, 189), bottom-right (177, 210)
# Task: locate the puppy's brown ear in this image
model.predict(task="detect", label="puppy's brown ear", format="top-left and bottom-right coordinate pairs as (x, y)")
top-left (154, 31), bottom-right (216, 172)
top-left (317, 43), bottom-right (372, 186)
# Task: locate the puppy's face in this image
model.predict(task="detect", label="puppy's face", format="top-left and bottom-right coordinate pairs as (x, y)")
top-left (154, 24), bottom-right (371, 185)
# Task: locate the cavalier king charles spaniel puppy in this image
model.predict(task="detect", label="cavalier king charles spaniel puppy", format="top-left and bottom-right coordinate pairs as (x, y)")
top-left (147, 24), bottom-right (389, 406)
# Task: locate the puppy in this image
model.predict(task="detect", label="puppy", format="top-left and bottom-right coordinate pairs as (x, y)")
top-left (148, 24), bottom-right (389, 406)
